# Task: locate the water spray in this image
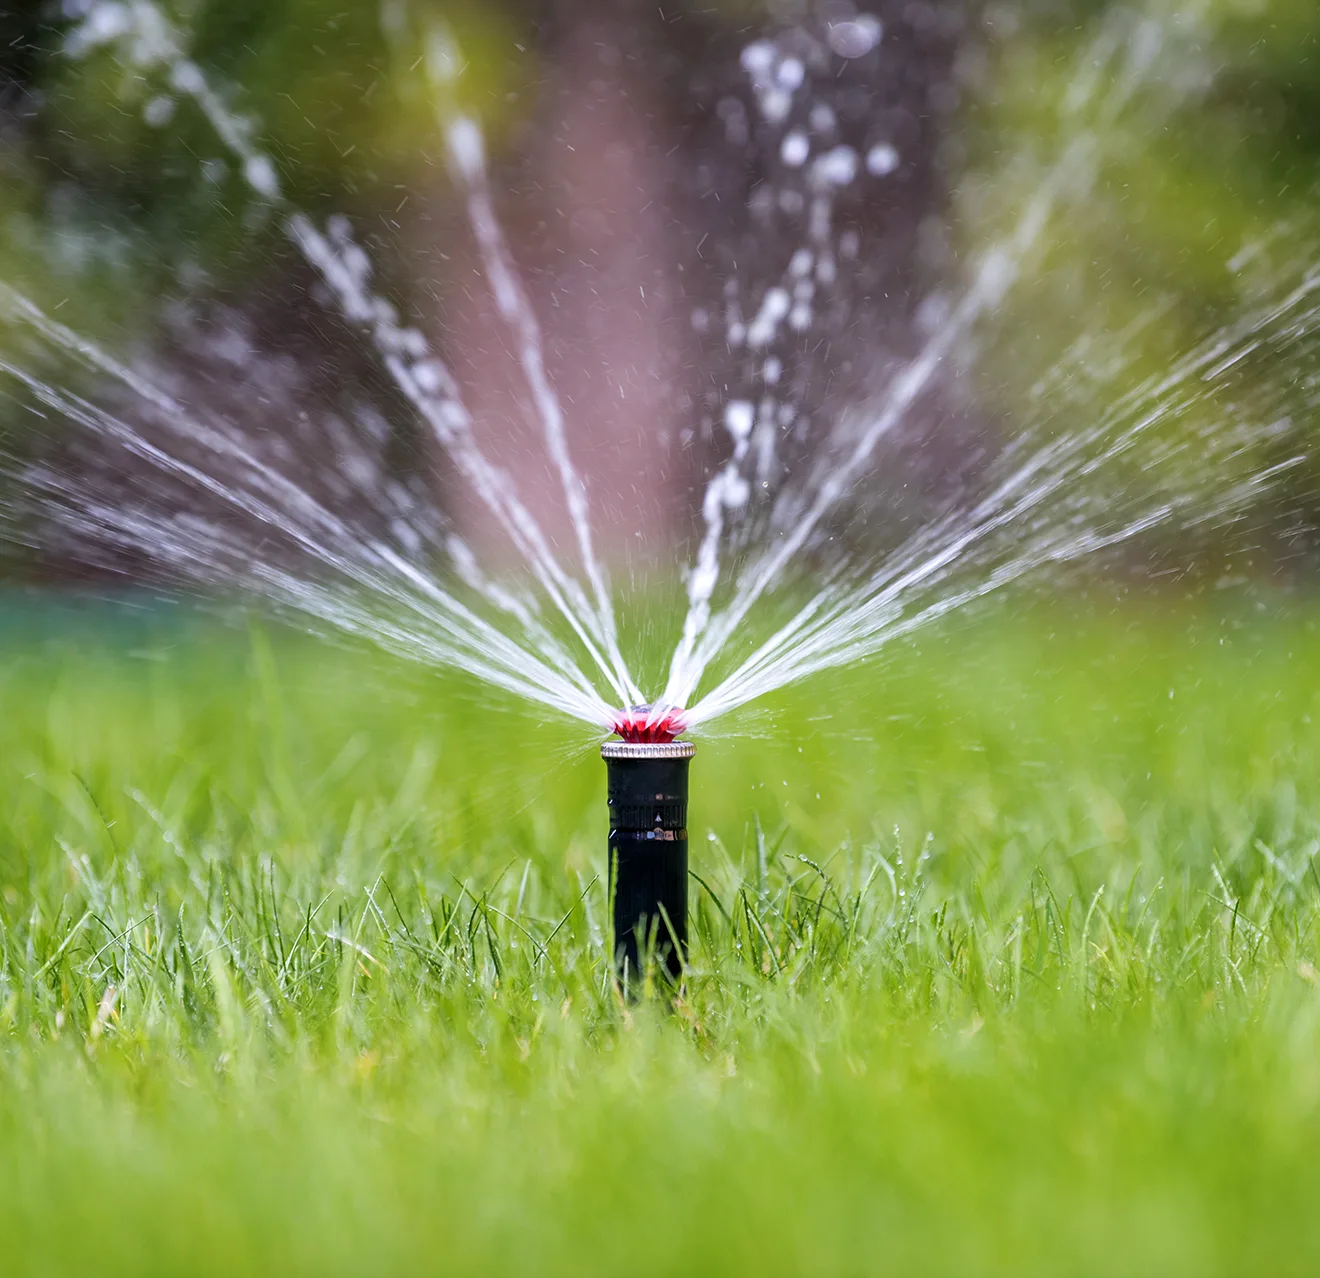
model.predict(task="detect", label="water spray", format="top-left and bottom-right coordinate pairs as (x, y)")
top-left (603, 706), bottom-right (693, 984)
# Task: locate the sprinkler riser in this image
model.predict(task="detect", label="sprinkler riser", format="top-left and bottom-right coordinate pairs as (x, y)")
top-left (601, 743), bottom-right (693, 982)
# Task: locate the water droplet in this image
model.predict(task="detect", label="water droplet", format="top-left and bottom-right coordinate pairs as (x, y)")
top-left (781, 131), bottom-right (810, 168)
top-left (776, 57), bottom-right (805, 90)
top-left (740, 41), bottom-right (776, 77)
top-left (446, 118), bottom-right (485, 181)
top-left (759, 89), bottom-right (792, 124)
top-left (169, 60), bottom-right (206, 96)
top-left (813, 146), bottom-right (858, 187)
top-left (810, 103), bottom-right (837, 134)
top-left (143, 96), bottom-right (175, 128)
top-left (725, 401), bottom-right (755, 448)
top-left (747, 288), bottom-right (791, 347)
top-left (243, 154), bottom-right (280, 199)
top-left (866, 143), bottom-right (900, 176)
top-left (827, 15), bottom-right (883, 59)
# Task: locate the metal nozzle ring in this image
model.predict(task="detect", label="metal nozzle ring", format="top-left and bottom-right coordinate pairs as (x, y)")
top-left (600, 741), bottom-right (696, 760)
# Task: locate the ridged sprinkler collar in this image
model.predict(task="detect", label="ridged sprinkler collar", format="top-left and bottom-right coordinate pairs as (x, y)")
top-left (600, 741), bottom-right (696, 760)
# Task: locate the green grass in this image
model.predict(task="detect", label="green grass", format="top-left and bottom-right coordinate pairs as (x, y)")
top-left (3, 591), bottom-right (1320, 1275)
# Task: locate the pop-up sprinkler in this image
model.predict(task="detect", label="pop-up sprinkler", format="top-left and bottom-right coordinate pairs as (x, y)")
top-left (602, 706), bottom-right (693, 983)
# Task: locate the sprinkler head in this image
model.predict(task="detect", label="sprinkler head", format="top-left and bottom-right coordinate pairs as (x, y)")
top-left (611, 703), bottom-right (687, 744)
top-left (601, 736), bottom-right (694, 985)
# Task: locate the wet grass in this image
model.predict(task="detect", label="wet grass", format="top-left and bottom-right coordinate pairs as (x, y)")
top-left (3, 591), bottom-right (1320, 1275)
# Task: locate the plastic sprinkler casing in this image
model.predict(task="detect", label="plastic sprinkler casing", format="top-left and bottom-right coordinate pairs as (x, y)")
top-left (602, 708), bottom-right (693, 983)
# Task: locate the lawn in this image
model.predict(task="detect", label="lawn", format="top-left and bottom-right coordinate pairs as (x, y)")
top-left (2, 590), bottom-right (1320, 1275)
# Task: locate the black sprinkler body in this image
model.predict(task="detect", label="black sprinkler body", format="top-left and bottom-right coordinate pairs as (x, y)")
top-left (601, 739), bottom-right (694, 983)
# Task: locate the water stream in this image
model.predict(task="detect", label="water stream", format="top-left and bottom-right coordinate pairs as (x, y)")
top-left (1, 0), bottom-right (1313, 738)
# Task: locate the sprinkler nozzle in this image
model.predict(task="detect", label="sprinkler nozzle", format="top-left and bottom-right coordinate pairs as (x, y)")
top-left (601, 738), bottom-right (694, 984)
top-left (611, 703), bottom-right (687, 744)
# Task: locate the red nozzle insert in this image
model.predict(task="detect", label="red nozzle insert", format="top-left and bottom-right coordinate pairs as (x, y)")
top-left (611, 704), bottom-right (686, 744)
